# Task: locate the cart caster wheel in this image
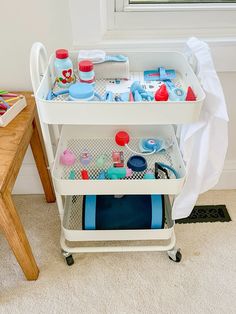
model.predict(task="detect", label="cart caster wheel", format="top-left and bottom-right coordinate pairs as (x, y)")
top-left (168, 249), bottom-right (182, 263)
top-left (65, 255), bottom-right (74, 266)
top-left (61, 250), bottom-right (74, 266)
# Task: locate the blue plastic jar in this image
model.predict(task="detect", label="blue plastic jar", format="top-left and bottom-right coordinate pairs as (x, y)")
top-left (68, 83), bottom-right (101, 101)
top-left (54, 49), bottom-right (74, 88)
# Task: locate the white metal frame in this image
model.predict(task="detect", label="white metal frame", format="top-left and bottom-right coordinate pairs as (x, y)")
top-left (30, 43), bottom-right (64, 220)
top-left (30, 42), bottom-right (191, 258)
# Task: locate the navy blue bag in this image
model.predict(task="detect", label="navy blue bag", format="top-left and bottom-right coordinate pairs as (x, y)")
top-left (83, 195), bottom-right (164, 230)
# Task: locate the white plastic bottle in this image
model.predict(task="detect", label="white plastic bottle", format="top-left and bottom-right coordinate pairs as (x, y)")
top-left (54, 49), bottom-right (74, 88)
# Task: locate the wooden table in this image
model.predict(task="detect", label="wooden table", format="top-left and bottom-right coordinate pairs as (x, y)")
top-left (0, 92), bottom-right (55, 280)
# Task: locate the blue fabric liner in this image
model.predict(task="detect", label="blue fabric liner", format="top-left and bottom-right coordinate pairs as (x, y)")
top-left (83, 195), bottom-right (164, 230)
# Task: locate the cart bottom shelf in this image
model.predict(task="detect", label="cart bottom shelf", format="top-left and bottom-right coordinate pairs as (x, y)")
top-left (62, 195), bottom-right (174, 242)
top-left (61, 233), bottom-right (176, 253)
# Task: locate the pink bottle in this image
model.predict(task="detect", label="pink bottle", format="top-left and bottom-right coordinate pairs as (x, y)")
top-left (60, 149), bottom-right (76, 166)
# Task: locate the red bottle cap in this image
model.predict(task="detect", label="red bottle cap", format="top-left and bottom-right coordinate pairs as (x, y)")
top-left (56, 49), bottom-right (69, 59)
top-left (155, 84), bottom-right (169, 101)
top-left (115, 131), bottom-right (130, 146)
top-left (81, 170), bottom-right (89, 180)
top-left (185, 86), bottom-right (196, 101)
top-left (79, 60), bottom-right (94, 72)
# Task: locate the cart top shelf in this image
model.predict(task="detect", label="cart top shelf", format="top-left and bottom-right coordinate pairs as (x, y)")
top-left (36, 50), bottom-right (205, 125)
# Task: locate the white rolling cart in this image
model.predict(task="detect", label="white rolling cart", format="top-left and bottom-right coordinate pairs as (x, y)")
top-left (30, 43), bottom-right (205, 266)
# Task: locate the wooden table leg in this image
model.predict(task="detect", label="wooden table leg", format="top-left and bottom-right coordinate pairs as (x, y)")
top-left (0, 193), bottom-right (39, 280)
top-left (30, 118), bottom-right (56, 203)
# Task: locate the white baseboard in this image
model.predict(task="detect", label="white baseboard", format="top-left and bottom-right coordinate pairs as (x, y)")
top-left (12, 160), bottom-right (236, 195)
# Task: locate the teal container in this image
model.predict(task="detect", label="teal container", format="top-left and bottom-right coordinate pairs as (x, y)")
top-left (107, 167), bottom-right (132, 180)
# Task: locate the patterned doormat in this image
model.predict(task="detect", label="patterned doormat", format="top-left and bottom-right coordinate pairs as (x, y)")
top-left (176, 205), bottom-right (231, 224)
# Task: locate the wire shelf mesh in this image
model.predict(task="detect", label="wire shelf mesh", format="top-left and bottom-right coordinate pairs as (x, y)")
top-left (52, 72), bottom-right (184, 102)
top-left (57, 136), bottom-right (178, 181)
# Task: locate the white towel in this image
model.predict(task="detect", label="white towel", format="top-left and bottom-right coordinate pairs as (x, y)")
top-left (94, 60), bottom-right (130, 79)
top-left (172, 37), bottom-right (229, 220)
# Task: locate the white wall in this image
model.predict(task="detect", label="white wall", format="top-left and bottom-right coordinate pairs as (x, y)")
top-left (0, 0), bottom-right (73, 90)
top-left (0, 0), bottom-right (235, 193)
top-left (0, 0), bottom-right (73, 193)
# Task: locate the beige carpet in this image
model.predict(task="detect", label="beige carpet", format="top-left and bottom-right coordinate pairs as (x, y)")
top-left (0, 190), bottom-right (236, 314)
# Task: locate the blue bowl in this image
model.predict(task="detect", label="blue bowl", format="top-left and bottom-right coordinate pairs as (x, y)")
top-left (127, 155), bottom-right (147, 172)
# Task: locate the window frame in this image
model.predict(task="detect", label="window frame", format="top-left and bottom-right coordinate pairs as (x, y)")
top-left (118, 0), bottom-right (236, 12)
top-left (69, 0), bottom-right (236, 72)
top-left (108, 0), bottom-right (236, 39)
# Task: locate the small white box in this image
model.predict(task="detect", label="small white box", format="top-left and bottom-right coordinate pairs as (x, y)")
top-left (0, 96), bottom-right (27, 127)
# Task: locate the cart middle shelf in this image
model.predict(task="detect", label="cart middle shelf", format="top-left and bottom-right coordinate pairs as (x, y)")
top-left (52, 125), bottom-right (186, 195)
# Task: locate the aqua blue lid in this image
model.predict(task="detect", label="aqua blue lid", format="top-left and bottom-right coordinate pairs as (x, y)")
top-left (69, 83), bottom-right (94, 100)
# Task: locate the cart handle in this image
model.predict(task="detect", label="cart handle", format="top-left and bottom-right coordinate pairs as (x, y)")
top-left (30, 42), bottom-right (60, 160)
top-left (30, 42), bottom-right (48, 94)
